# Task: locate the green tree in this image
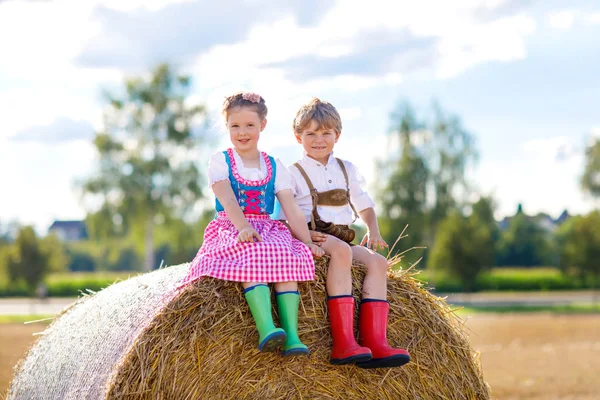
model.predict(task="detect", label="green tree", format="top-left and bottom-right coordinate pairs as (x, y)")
top-left (377, 100), bottom-right (477, 260)
top-left (496, 206), bottom-right (553, 267)
top-left (81, 64), bottom-right (207, 271)
top-left (40, 233), bottom-right (70, 274)
top-left (377, 102), bottom-right (428, 255)
top-left (7, 227), bottom-right (50, 295)
top-left (557, 211), bottom-right (600, 291)
top-left (581, 137), bottom-right (600, 201)
top-left (429, 197), bottom-right (496, 292)
top-left (426, 102), bottom-right (477, 237)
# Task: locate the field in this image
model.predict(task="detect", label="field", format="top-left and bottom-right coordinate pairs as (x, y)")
top-left (1, 313), bottom-right (599, 399)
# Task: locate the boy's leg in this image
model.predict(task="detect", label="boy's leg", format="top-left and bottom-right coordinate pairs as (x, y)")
top-left (274, 281), bottom-right (309, 356)
top-left (319, 236), bottom-right (372, 364)
top-left (243, 282), bottom-right (286, 352)
top-left (350, 247), bottom-right (411, 368)
top-left (318, 235), bottom-right (353, 296)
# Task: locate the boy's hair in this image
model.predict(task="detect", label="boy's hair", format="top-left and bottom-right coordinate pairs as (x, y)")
top-left (293, 97), bottom-right (342, 135)
top-left (222, 92), bottom-right (268, 121)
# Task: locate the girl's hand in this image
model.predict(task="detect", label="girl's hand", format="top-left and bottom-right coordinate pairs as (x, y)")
top-left (306, 243), bottom-right (325, 258)
top-left (309, 230), bottom-right (327, 246)
top-left (238, 227), bottom-right (262, 243)
top-left (360, 231), bottom-right (388, 252)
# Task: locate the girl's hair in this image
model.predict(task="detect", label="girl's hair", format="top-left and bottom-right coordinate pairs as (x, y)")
top-left (222, 92), bottom-right (268, 121)
top-left (293, 97), bottom-right (342, 134)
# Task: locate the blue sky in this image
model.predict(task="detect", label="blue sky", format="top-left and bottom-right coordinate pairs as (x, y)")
top-left (0, 0), bottom-right (598, 233)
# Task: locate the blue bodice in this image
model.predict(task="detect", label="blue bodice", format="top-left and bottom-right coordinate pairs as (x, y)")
top-left (215, 149), bottom-right (277, 215)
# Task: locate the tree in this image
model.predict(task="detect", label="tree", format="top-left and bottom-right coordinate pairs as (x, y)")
top-left (377, 102), bottom-right (428, 255)
top-left (428, 197), bottom-right (497, 292)
top-left (426, 102), bottom-right (477, 237)
top-left (581, 137), bottom-right (600, 202)
top-left (376, 100), bottom-right (477, 260)
top-left (496, 206), bottom-right (553, 267)
top-left (7, 227), bottom-right (50, 295)
top-left (41, 233), bottom-right (70, 274)
top-left (81, 64), bottom-right (207, 271)
top-left (557, 211), bottom-right (600, 292)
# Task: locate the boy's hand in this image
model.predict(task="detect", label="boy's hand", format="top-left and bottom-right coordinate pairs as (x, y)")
top-left (309, 230), bottom-right (327, 246)
top-left (306, 243), bottom-right (325, 258)
top-left (360, 231), bottom-right (388, 252)
top-left (238, 227), bottom-right (262, 243)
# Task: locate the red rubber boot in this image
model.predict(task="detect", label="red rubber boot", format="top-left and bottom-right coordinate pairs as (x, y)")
top-left (328, 296), bottom-right (372, 365)
top-left (356, 300), bottom-right (410, 369)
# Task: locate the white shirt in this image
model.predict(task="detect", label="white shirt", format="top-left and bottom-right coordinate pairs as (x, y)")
top-left (208, 150), bottom-right (294, 194)
top-left (279, 153), bottom-right (375, 225)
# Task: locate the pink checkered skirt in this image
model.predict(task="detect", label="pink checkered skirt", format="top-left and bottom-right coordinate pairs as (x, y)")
top-left (182, 212), bottom-right (315, 284)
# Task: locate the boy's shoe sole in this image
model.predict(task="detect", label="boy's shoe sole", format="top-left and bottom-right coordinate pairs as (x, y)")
top-left (356, 354), bottom-right (411, 369)
top-left (330, 352), bottom-right (372, 365)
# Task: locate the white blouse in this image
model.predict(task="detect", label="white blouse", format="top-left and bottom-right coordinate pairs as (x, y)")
top-left (278, 153), bottom-right (375, 225)
top-left (207, 149), bottom-right (294, 194)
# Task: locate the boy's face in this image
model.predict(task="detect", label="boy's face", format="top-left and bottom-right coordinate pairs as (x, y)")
top-left (295, 120), bottom-right (340, 163)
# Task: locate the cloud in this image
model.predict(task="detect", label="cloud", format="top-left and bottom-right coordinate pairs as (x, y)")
top-left (12, 117), bottom-right (95, 144)
top-left (263, 31), bottom-right (435, 81)
top-left (547, 10), bottom-right (575, 30)
top-left (584, 12), bottom-right (600, 25)
top-left (191, 0), bottom-right (536, 88)
top-left (522, 136), bottom-right (578, 162)
top-left (75, 0), bottom-right (335, 70)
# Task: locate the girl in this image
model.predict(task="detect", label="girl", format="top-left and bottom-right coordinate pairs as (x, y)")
top-left (182, 91), bottom-right (323, 356)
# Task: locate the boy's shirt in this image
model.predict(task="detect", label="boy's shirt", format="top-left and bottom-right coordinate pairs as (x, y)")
top-left (279, 152), bottom-right (375, 225)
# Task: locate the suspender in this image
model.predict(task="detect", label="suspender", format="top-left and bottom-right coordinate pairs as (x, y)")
top-left (293, 158), bottom-right (360, 230)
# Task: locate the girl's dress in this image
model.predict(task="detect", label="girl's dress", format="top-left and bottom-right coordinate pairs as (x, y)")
top-left (182, 148), bottom-right (315, 284)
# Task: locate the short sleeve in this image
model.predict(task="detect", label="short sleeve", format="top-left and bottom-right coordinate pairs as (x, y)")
top-left (208, 151), bottom-right (230, 187)
top-left (274, 158), bottom-right (295, 194)
top-left (346, 160), bottom-right (375, 212)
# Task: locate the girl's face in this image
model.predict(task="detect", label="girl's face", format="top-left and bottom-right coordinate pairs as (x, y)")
top-left (226, 107), bottom-right (266, 154)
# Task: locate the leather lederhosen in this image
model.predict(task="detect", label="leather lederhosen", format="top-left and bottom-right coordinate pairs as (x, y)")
top-left (293, 158), bottom-right (360, 244)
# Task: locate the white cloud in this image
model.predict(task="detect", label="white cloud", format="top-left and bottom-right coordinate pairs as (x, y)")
top-left (583, 12), bottom-right (600, 25)
top-left (522, 136), bottom-right (577, 162)
top-left (0, 140), bottom-right (96, 232)
top-left (187, 0), bottom-right (535, 90)
top-left (436, 14), bottom-right (535, 78)
top-left (338, 107), bottom-right (362, 121)
top-left (547, 10), bottom-right (576, 30)
top-left (476, 149), bottom-right (591, 219)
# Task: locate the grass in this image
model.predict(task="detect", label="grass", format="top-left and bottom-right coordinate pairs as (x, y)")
top-left (0, 267), bottom-right (593, 297)
top-left (417, 267), bottom-right (581, 292)
top-left (0, 315), bottom-right (54, 324)
top-left (453, 303), bottom-right (600, 316)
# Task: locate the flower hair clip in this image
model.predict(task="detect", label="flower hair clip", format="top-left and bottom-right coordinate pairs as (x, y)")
top-left (242, 92), bottom-right (261, 103)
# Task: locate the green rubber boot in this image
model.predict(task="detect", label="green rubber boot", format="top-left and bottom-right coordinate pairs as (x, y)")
top-left (244, 285), bottom-right (286, 352)
top-left (276, 291), bottom-right (309, 356)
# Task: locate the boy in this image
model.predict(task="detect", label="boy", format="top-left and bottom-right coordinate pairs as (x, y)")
top-left (281, 98), bottom-right (410, 368)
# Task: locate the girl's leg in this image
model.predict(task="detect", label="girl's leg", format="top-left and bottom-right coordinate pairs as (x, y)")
top-left (243, 282), bottom-right (286, 352)
top-left (274, 281), bottom-right (309, 356)
top-left (349, 247), bottom-right (410, 369)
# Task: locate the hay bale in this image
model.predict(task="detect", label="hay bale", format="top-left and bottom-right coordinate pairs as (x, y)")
top-left (8, 258), bottom-right (491, 399)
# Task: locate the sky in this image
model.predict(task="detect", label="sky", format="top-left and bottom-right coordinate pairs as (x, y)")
top-left (0, 0), bottom-right (599, 234)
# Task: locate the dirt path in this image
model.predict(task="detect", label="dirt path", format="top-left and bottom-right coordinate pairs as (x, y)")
top-left (466, 314), bottom-right (600, 399)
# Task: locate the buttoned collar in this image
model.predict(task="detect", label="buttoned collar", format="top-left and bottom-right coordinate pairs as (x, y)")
top-left (301, 151), bottom-right (336, 168)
